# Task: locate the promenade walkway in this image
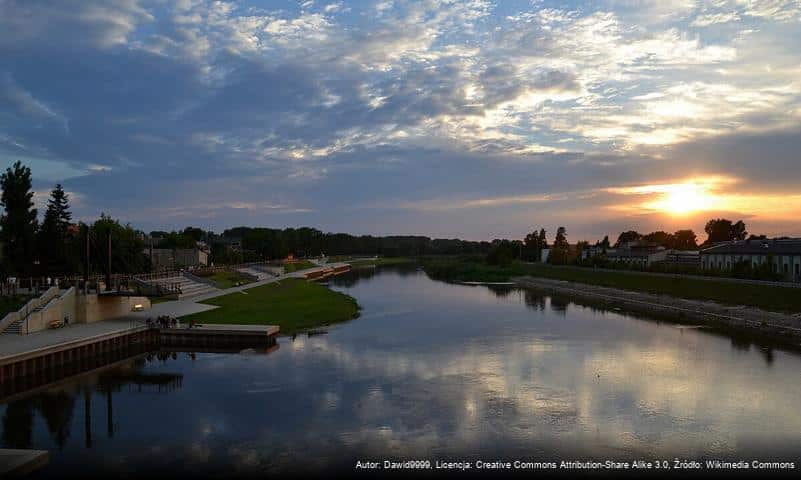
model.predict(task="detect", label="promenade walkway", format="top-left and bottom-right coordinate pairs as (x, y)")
top-left (0, 263), bottom-right (347, 359)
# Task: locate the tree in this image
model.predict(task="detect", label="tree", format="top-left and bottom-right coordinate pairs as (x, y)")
top-left (673, 230), bottom-right (698, 250)
top-left (614, 230), bottom-right (641, 248)
top-left (486, 239), bottom-right (516, 266)
top-left (1, 161), bottom-right (38, 276)
top-left (548, 227), bottom-right (571, 264)
top-left (182, 226), bottom-right (204, 242)
top-left (642, 231), bottom-right (675, 248)
top-left (600, 235), bottom-right (610, 250)
top-left (88, 214), bottom-right (149, 274)
top-left (554, 227), bottom-right (568, 248)
top-left (731, 220), bottom-right (747, 241)
top-left (523, 227), bottom-right (548, 261)
top-left (704, 218), bottom-right (747, 244)
top-left (38, 184), bottom-right (73, 274)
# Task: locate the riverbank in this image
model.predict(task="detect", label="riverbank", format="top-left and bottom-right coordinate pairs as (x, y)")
top-left (180, 278), bottom-right (360, 334)
top-left (423, 259), bottom-right (801, 313)
top-left (514, 276), bottom-right (801, 341)
top-left (347, 257), bottom-right (414, 267)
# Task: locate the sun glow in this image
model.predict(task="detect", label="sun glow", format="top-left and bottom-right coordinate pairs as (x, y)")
top-left (650, 183), bottom-right (715, 214)
top-left (607, 176), bottom-right (737, 216)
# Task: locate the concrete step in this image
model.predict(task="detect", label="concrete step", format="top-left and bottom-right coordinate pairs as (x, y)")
top-left (2, 319), bottom-right (23, 335)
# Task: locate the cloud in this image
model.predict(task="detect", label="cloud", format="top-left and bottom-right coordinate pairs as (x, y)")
top-left (0, 1), bottom-right (799, 238)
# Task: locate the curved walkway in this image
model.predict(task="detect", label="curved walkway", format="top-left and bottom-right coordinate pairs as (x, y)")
top-left (0, 263), bottom-right (346, 360)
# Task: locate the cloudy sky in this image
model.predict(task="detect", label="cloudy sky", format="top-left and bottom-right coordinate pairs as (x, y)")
top-left (1, 0), bottom-right (800, 241)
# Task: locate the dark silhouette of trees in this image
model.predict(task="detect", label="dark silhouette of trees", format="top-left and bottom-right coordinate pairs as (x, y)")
top-left (614, 230), bottom-right (641, 248)
top-left (673, 229), bottom-right (698, 250)
top-left (642, 231), bottom-right (675, 248)
top-left (523, 227), bottom-right (548, 261)
top-left (0, 161), bottom-right (38, 276)
top-left (38, 184), bottom-right (75, 274)
top-left (704, 218), bottom-right (747, 244)
top-left (487, 239), bottom-right (517, 266)
top-left (548, 227), bottom-right (571, 264)
top-left (85, 214), bottom-right (149, 274)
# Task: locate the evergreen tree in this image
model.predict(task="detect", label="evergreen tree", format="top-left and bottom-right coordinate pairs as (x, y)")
top-left (38, 184), bottom-right (73, 274)
top-left (1, 161), bottom-right (38, 276)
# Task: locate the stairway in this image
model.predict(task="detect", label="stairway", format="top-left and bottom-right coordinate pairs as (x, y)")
top-left (2, 318), bottom-right (24, 335)
top-left (148, 275), bottom-right (219, 299)
top-left (2, 298), bottom-right (55, 335)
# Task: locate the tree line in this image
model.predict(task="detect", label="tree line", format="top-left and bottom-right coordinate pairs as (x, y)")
top-left (0, 160), bottom-right (771, 278)
top-left (1, 161), bottom-right (149, 278)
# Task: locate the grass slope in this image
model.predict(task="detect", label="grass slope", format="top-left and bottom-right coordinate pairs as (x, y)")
top-left (423, 259), bottom-right (801, 313)
top-left (283, 261), bottom-right (317, 273)
top-left (180, 278), bottom-right (360, 334)
top-left (207, 270), bottom-right (252, 289)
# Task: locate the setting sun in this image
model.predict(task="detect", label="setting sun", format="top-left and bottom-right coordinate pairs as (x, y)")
top-left (606, 176), bottom-right (739, 216)
top-left (653, 183), bottom-right (713, 215)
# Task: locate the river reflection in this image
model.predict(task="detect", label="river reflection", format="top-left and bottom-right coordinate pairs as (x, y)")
top-left (2, 266), bottom-right (801, 476)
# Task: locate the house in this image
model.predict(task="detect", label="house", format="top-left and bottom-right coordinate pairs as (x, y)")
top-left (144, 248), bottom-right (208, 270)
top-left (700, 238), bottom-right (801, 282)
top-left (607, 244), bottom-right (667, 268)
top-left (659, 249), bottom-right (701, 267)
top-left (540, 248), bottom-right (550, 263)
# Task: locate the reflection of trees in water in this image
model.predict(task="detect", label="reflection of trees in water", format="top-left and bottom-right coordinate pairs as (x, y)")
top-left (549, 296), bottom-right (569, 315)
top-left (0, 352), bottom-right (186, 450)
top-left (1, 398), bottom-right (35, 449)
top-left (485, 285), bottom-right (514, 298)
top-left (523, 290), bottom-right (546, 312)
top-left (38, 391), bottom-right (75, 449)
top-left (730, 336), bottom-right (752, 352)
top-left (1, 393), bottom-right (76, 450)
top-left (760, 346), bottom-right (775, 366)
top-left (331, 264), bottom-right (419, 287)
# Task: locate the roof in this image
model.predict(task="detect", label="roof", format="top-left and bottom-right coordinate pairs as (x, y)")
top-left (701, 239), bottom-right (801, 255)
top-left (608, 249), bottom-right (659, 259)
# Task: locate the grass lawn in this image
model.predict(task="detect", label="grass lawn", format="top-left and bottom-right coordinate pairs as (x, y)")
top-left (283, 260), bottom-right (317, 273)
top-left (0, 295), bottom-right (35, 318)
top-left (180, 278), bottom-right (360, 334)
top-left (207, 270), bottom-right (252, 289)
top-left (423, 259), bottom-right (801, 313)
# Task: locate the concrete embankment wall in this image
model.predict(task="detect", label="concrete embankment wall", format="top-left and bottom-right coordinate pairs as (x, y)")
top-left (76, 295), bottom-right (151, 325)
top-left (2, 290), bottom-right (152, 335)
top-left (513, 276), bottom-right (801, 340)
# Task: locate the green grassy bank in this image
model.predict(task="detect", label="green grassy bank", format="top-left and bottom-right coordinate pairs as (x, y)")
top-left (206, 270), bottom-right (253, 289)
top-left (423, 258), bottom-right (801, 314)
top-left (347, 257), bottom-right (415, 267)
top-left (283, 260), bottom-right (317, 273)
top-left (180, 278), bottom-right (360, 334)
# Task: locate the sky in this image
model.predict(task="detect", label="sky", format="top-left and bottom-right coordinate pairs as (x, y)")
top-left (1, 0), bottom-right (800, 242)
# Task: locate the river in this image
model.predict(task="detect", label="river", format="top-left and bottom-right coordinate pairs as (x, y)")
top-left (2, 265), bottom-right (800, 476)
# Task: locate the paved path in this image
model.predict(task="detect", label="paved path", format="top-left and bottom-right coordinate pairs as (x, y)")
top-left (0, 263), bottom-right (347, 359)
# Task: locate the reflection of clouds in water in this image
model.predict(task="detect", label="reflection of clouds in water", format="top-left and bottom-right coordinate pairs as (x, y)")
top-left (12, 269), bottom-right (801, 476)
top-left (355, 309), bottom-right (417, 320)
top-left (261, 303), bottom-right (801, 460)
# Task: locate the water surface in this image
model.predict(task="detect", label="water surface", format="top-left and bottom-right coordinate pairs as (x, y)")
top-left (2, 266), bottom-right (801, 476)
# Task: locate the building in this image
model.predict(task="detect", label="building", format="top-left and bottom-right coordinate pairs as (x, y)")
top-left (607, 246), bottom-right (667, 268)
top-left (659, 249), bottom-right (701, 267)
top-left (540, 248), bottom-right (550, 263)
top-left (700, 238), bottom-right (801, 282)
top-left (144, 248), bottom-right (208, 270)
